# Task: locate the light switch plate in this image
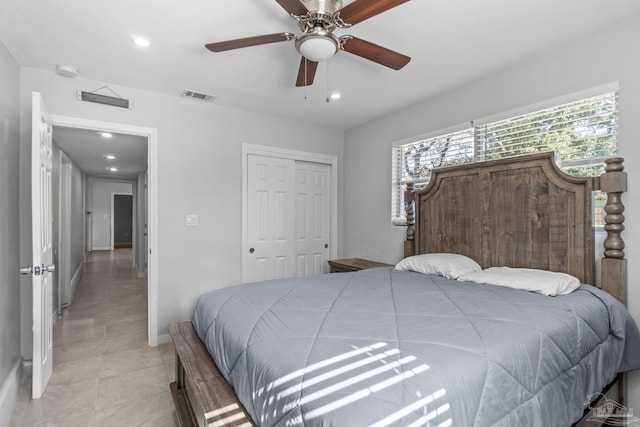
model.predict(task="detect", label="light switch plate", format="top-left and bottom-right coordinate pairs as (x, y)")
top-left (185, 214), bottom-right (199, 227)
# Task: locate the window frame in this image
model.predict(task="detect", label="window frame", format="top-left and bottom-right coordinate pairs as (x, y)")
top-left (391, 86), bottom-right (618, 225)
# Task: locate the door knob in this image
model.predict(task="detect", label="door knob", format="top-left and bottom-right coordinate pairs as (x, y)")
top-left (20, 264), bottom-right (56, 276)
top-left (42, 264), bottom-right (56, 273)
top-left (249, 248), bottom-right (255, 254)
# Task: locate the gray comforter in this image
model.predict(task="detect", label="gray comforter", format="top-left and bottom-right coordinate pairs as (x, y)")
top-left (192, 267), bottom-right (640, 426)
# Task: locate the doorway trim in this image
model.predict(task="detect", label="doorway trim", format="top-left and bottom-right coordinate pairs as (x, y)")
top-left (241, 143), bottom-right (338, 283)
top-left (49, 114), bottom-right (159, 346)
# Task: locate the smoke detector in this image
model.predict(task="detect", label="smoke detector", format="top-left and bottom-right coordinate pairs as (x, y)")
top-left (56, 65), bottom-right (78, 78)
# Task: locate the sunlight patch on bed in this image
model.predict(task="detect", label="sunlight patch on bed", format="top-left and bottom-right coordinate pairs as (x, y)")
top-left (276, 347), bottom-right (401, 399)
top-left (300, 362), bottom-right (430, 419)
top-left (251, 342), bottom-right (451, 426)
top-left (282, 355), bottom-right (423, 413)
top-left (255, 341), bottom-right (388, 398)
top-left (205, 403), bottom-right (253, 427)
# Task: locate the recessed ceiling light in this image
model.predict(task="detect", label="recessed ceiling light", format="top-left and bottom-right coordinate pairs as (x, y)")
top-left (105, 155), bottom-right (116, 160)
top-left (325, 91), bottom-right (342, 103)
top-left (132, 35), bottom-right (151, 48)
top-left (100, 132), bottom-right (113, 138)
top-left (109, 167), bottom-right (118, 172)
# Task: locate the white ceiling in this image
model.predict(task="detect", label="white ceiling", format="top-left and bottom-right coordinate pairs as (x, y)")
top-left (53, 127), bottom-right (147, 179)
top-left (2, 0), bottom-right (639, 175)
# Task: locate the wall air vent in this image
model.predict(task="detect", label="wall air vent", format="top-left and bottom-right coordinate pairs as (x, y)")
top-left (182, 90), bottom-right (215, 102)
top-left (78, 90), bottom-right (132, 109)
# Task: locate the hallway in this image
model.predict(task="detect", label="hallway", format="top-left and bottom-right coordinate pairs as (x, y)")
top-left (10, 249), bottom-right (177, 426)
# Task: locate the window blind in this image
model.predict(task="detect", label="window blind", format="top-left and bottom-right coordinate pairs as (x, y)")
top-left (392, 92), bottom-right (617, 224)
top-left (391, 128), bottom-right (474, 223)
top-left (477, 92), bottom-right (617, 169)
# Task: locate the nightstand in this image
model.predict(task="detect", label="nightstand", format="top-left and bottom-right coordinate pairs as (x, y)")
top-left (328, 258), bottom-right (393, 273)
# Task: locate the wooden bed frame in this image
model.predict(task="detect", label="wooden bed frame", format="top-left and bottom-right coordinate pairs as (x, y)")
top-left (169, 152), bottom-right (628, 427)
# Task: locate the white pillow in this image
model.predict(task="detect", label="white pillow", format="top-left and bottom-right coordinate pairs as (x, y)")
top-left (457, 267), bottom-right (581, 296)
top-left (395, 253), bottom-right (482, 279)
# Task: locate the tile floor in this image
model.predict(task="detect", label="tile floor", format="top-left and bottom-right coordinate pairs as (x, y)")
top-left (10, 249), bottom-right (178, 427)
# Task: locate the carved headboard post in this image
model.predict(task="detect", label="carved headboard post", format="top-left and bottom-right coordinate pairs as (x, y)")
top-left (599, 157), bottom-right (627, 304)
top-left (404, 182), bottom-right (416, 258)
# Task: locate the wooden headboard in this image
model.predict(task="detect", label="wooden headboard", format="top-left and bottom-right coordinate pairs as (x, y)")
top-left (403, 152), bottom-right (627, 302)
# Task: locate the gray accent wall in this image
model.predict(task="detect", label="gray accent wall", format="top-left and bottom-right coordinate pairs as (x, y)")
top-left (0, 40), bottom-right (22, 424)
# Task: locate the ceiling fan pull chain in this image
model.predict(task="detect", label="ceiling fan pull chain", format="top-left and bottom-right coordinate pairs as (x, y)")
top-left (325, 60), bottom-right (330, 103)
top-left (304, 58), bottom-right (308, 99)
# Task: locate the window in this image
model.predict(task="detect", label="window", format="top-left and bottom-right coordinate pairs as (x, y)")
top-left (392, 92), bottom-right (618, 224)
top-left (391, 128), bottom-right (475, 223)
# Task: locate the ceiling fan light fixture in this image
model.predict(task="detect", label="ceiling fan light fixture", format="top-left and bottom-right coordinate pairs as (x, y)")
top-left (296, 31), bottom-right (338, 62)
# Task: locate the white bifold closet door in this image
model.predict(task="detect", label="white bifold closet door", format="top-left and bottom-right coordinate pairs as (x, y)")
top-left (246, 154), bottom-right (330, 283)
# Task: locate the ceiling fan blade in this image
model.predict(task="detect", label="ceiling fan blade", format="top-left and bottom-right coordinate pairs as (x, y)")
top-left (275, 0), bottom-right (309, 16)
top-left (337, 0), bottom-right (409, 26)
top-left (205, 33), bottom-right (294, 52)
top-left (296, 57), bottom-right (319, 87)
top-left (342, 37), bottom-right (410, 70)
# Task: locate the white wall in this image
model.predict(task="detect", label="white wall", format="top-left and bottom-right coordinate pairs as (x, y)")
top-left (0, 40), bottom-right (23, 426)
top-left (50, 142), bottom-right (61, 313)
top-left (343, 14), bottom-right (640, 413)
top-left (90, 180), bottom-right (133, 249)
top-left (50, 144), bottom-right (86, 307)
top-left (18, 68), bottom-right (344, 352)
top-left (69, 162), bottom-right (85, 275)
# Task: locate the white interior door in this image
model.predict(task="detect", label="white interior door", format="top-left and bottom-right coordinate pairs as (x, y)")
top-left (247, 155), bottom-right (295, 282)
top-left (295, 162), bottom-right (330, 276)
top-left (30, 92), bottom-right (55, 398)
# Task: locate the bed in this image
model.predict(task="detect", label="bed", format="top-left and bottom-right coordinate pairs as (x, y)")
top-left (169, 152), bottom-right (639, 427)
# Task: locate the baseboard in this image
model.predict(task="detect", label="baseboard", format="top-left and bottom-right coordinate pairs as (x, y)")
top-left (157, 333), bottom-right (172, 345)
top-left (0, 359), bottom-right (23, 427)
top-left (22, 360), bottom-right (32, 378)
top-left (68, 263), bottom-right (84, 306)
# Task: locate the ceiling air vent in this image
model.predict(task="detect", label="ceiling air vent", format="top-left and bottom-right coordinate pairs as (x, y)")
top-left (182, 90), bottom-right (215, 102)
top-left (78, 90), bottom-right (132, 109)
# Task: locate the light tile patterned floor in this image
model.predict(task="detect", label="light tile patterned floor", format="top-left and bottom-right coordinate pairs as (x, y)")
top-left (10, 249), bottom-right (178, 427)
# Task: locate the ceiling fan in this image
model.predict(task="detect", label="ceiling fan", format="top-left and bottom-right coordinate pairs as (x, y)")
top-left (205, 0), bottom-right (411, 87)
